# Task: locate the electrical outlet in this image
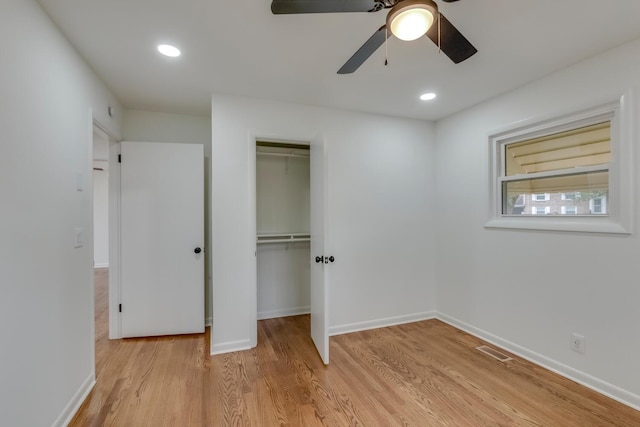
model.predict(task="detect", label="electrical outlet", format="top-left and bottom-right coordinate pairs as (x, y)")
top-left (570, 333), bottom-right (585, 354)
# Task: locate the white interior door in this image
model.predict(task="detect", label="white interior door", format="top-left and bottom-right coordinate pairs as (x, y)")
top-left (120, 141), bottom-right (204, 337)
top-left (310, 139), bottom-right (329, 364)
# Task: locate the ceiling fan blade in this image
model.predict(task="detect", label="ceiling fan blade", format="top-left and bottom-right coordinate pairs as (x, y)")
top-left (426, 13), bottom-right (477, 64)
top-left (338, 25), bottom-right (391, 74)
top-left (271, 0), bottom-right (380, 14)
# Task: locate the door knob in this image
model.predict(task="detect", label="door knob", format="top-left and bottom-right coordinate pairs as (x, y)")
top-left (194, 247), bottom-right (202, 254)
top-left (315, 256), bottom-right (323, 263)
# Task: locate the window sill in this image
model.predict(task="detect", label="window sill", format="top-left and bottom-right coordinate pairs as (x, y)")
top-left (484, 217), bottom-right (631, 235)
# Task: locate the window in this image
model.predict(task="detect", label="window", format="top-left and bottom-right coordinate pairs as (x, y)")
top-left (486, 94), bottom-right (634, 234)
top-left (561, 192), bottom-right (579, 200)
top-left (532, 193), bottom-right (550, 201)
top-left (502, 120), bottom-right (610, 217)
top-left (533, 207), bottom-right (550, 215)
top-left (590, 197), bottom-right (607, 214)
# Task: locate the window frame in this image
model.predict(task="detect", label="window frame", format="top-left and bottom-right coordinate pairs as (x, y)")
top-left (485, 92), bottom-right (635, 234)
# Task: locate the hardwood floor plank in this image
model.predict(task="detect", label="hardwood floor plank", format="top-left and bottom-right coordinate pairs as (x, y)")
top-left (69, 269), bottom-right (640, 426)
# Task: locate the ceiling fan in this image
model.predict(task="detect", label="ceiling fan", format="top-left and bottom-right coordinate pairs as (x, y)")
top-left (270, 0), bottom-right (477, 74)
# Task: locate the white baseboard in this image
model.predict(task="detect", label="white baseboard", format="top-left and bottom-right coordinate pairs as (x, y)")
top-left (52, 373), bottom-right (95, 427)
top-left (436, 312), bottom-right (640, 411)
top-left (258, 306), bottom-right (310, 320)
top-left (329, 311), bottom-right (436, 336)
top-left (93, 262), bottom-right (109, 269)
top-left (211, 339), bottom-right (253, 355)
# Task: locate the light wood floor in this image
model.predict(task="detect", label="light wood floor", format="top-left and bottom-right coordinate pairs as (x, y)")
top-left (71, 269), bottom-right (640, 426)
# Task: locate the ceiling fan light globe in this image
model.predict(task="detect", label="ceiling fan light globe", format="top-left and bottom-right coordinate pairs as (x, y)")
top-left (387, 0), bottom-right (437, 42)
top-left (391, 9), bottom-right (434, 41)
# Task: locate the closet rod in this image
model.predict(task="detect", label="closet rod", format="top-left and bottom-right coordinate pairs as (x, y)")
top-left (256, 151), bottom-right (309, 158)
top-left (258, 232), bottom-right (310, 238)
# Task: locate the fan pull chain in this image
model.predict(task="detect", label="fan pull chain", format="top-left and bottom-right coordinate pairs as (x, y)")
top-left (438, 13), bottom-right (441, 53)
top-left (385, 26), bottom-right (388, 66)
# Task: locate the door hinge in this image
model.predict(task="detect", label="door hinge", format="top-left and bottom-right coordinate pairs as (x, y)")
top-left (118, 154), bottom-right (122, 163)
top-left (119, 303), bottom-right (122, 313)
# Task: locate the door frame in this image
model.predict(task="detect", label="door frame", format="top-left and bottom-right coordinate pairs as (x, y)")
top-left (107, 137), bottom-right (121, 338)
top-left (247, 132), bottom-right (328, 352)
top-left (92, 124), bottom-right (122, 339)
top-left (89, 117), bottom-right (123, 340)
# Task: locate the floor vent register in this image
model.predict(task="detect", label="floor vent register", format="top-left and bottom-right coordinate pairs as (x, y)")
top-left (476, 345), bottom-right (513, 362)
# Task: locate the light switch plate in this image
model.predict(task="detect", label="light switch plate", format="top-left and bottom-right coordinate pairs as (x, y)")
top-left (74, 227), bottom-right (84, 248)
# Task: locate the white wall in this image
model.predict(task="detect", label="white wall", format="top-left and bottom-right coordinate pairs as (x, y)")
top-left (0, 1), bottom-right (122, 426)
top-left (93, 127), bottom-right (110, 268)
top-left (93, 161), bottom-right (109, 267)
top-left (123, 110), bottom-right (212, 153)
top-left (211, 94), bottom-right (436, 354)
top-left (257, 243), bottom-right (311, 319)
top-left (256, 153), bottom-right (310, 234)
top-left (435, 37), bottom-right (640, 408)
top-left (123, 109), bottom-right (213, 324)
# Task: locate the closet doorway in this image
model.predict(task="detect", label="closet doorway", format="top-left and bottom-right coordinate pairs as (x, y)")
top-left (254, 139), bottom-right (329, 363)
top-left (256, 142), bottom-right (310, 320)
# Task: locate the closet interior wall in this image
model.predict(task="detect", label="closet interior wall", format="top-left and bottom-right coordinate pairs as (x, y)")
top-left (256, 142), bottom-right (311, 320)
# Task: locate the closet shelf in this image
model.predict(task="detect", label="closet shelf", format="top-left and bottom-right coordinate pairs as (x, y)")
top-left (257, 233), bottom-right (311, 244)
top-left (256, 151), bottom-right (309, 159)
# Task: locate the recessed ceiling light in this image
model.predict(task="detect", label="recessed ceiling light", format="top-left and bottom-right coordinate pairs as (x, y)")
top-left (420, 92), bottom-right (437, 101)
top-left (157, 44), bottom-right (181, 58)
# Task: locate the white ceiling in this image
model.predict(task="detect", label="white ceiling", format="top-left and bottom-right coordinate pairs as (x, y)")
top-left (37, 0), bottom-right (640, 121)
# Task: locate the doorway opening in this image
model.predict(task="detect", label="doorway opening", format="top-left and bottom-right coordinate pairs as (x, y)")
top-left (90, 121), bottom-right (121, 341)
top-left (250, 135), bottom-right (329, 363)
top-left (255, 141), bottom-right (311, 323)
top-left (92, 128), bottom-right (109, 270)
top-left (92, 125), bottom-right (111, 345)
